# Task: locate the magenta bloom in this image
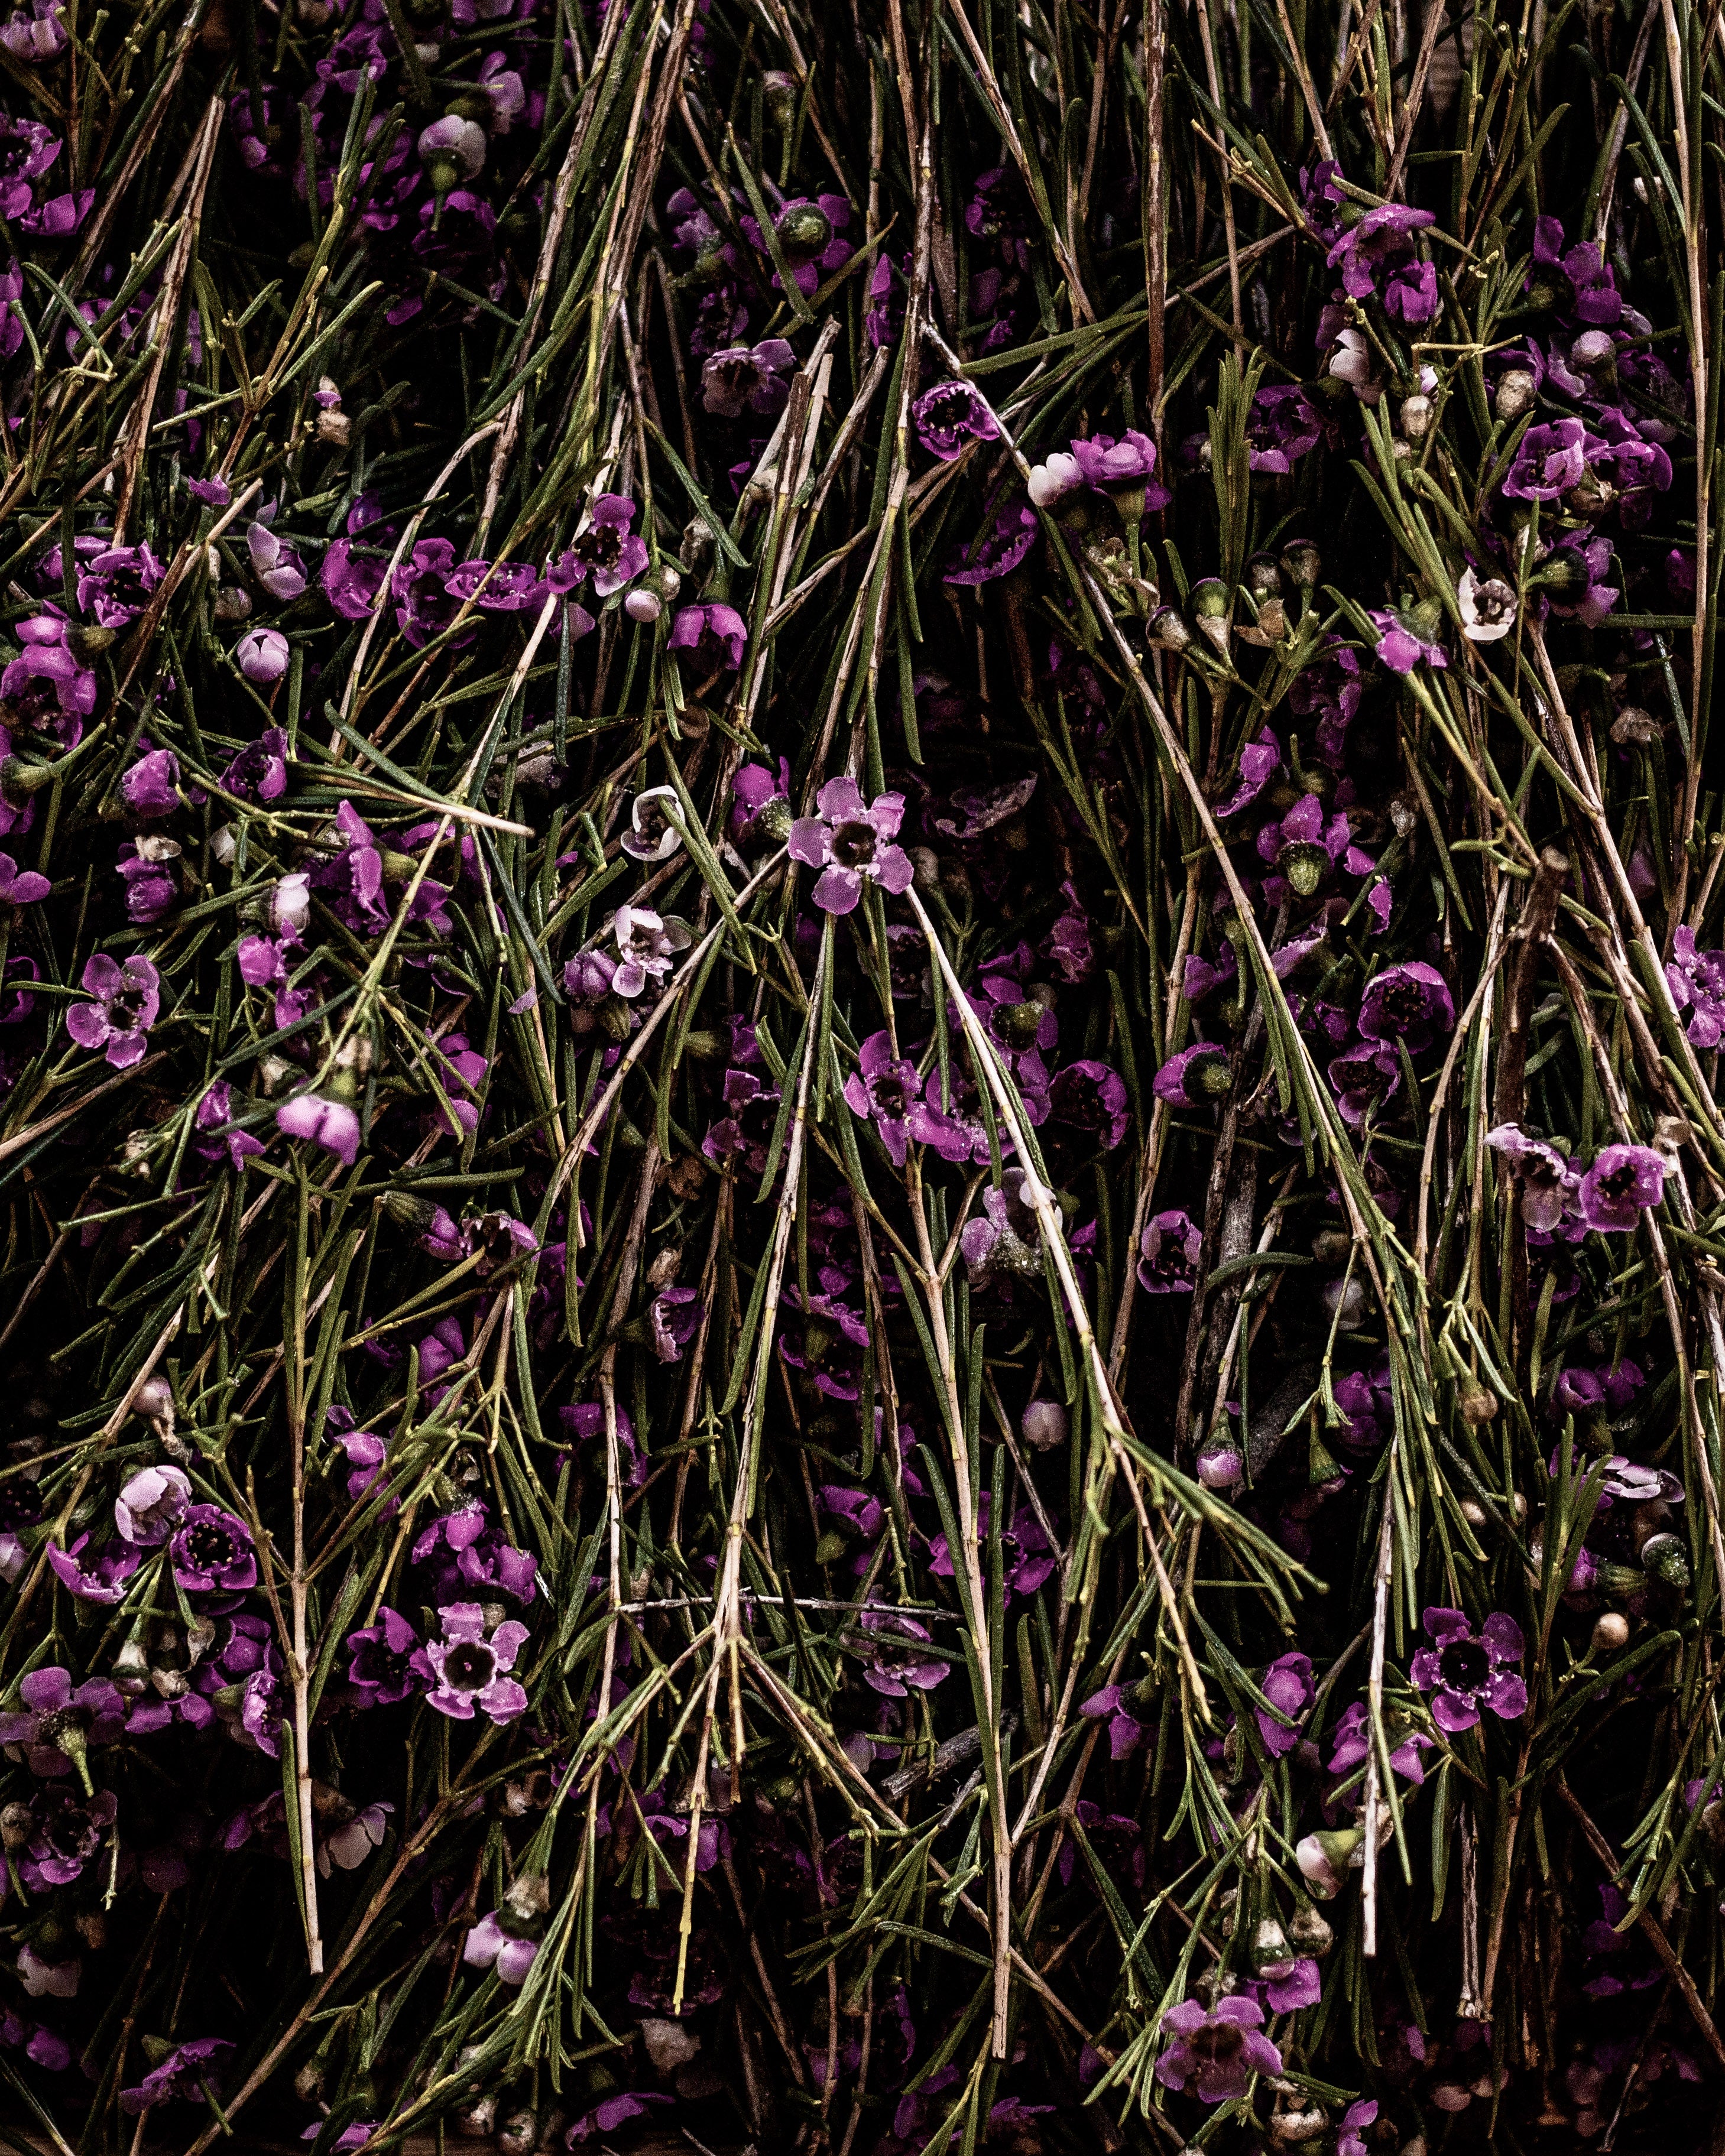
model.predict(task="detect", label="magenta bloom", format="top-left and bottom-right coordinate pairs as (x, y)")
top-left (789, 778), bottom-right (914, 915)
top-left (120, 2038), bottom-right (234, 2113)
top-left (114, 1464), bottom-right (192, 1545)
top-left (859, 1610), bottom-right (948, 1697)
top-left (1049, 1058), bottom-right (1129, 1151)
top-left (945, 504), bottom-right (1038, 585)
top-left (0, 1666), bottom-right (126, 1776)
top-left (549, 495), bottom-right (649, 598)
top-left (120, 748), bottom-right (182, 820)
top-left (700, 338), bottom-right (795, 418)
top-left (913, 379), bottom-right (998, 460)
top-left (276, 1092), bottom-right (361, 1167)
top-left (1154, 1994), bottom-right (1282, 2103)
top-left (1328, 1699), bottom-right (1432, 1783)
top-left (0, 852), bottom-right (48, 907)
top-left (1138, 1209), bottom-right (1201, 1293)
top-left (1410, 1607), bottom-right (1527, 1733)
top-left (1358, 960), bottom-right (1454, 1052)
top-left (463, 1911), bottom-right (539, 1986)
top-left (1666, 926), bottom-right (1725, 1047)
top-left (1369, 608), bottom-right (1447, 674)
top-left (843, 1031), bottom-right (961, 1165)
top-left (1486, 1123), bottom-right (1580, 1231)
top-left (566, 2095), bottom-right (673, 2144)
top-left (1578, 1144), bottom-right (1666, 1232)
top-left (667, 602), bottom-right (748, 671)
top-left (1254, 1651), bottom-right (1314, 1758)
top-left (170, 1506), bottom-right (258, 1593)
top-left (1079, 1682), bottom-right (1147, 1759)
top-left (1, 1), bottom-right (69, 61)
top-left (220, 727), bottom-right (288, 803)
top-left (414, 1602), bottom-right (530, 1723)
top-left (347, 1608), bottom-right (424, 1707)
top-left (1502, 415), bottom-right (1601, 501)
top-left (611, 904), bottom-right (691, 997)
top-left (235, 626), bottom-right (290, 682)
top-left (65, 952), bottom-right (159, 1069)
top-left (1152, 1041), bottom-right (1231, 1107)
top-left (45, 1535), bottom-right (140, 1605)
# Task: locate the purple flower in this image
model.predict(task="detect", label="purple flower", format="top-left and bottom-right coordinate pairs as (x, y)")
top-left (0, 1667), bottom-right (125, 1777)
top-left (1137, 1209), bottom-right (1201, 1293)
top-left (276, 1092), bottom-right (361, 1168)
top-left (843, 1031), bottom-right (939, 1167)
top-left (0, 1), bottom-right (68, 61)
top-left (220, 728), bottom-right (288, 803)
top-left (1666, 926), bottom-right (1725, 1048)
top-left (414, 1602), bottom-right (530, 1723)
top-left (789, 778), bottom-right (914, 915)
top-left (1358, 960), bottom-right (1454, 1052)
top-left (566, 2095), bottom-right (673, 2144)
top-left (1369, 606), bottom-right (1447, 673)
top-left (65, 953), bottom-right (159, 1069)
top-left (1502, 415), bottom-right (1602, 502)
top-left (121, 2037), bottom-right (235, 2113)
top-left (194, 1081), bottom-right (265, 1173)
top-left (1079, 1683), bottom-right (1147, 1759)
top-left (1215, 728), bottom-right (1282, 817)
top-left (347, 1609), bottom-right (424, 1707)
top-left (1486, 1124), bottom-right (1580, 1230)
top-left (121, 748), bottom-right (182, 819)
top-left (701, 339), bottom-right (796, 418)
top-left (1528, 215), bottom-right (1622, 325)
top-left (549, 495), bottom-right (649, 599)
top-left (944, 504), bottom-right (1038, 585)
top-left (1246, 385), bottom-right (1325, 473)
top-left (0, 852), bottom-right (48, 908)
top-left (59, 538), bottom-right (164, 628)
top-left (702, 1067), bottom-right (780, 1176)
top-left (115, 1464), bottom-right (192, 1545)
top-left (1579, 1144), bottom-right (1667, 1232)
top-left (667, 602), bottom-right (748, 672)
top-left (563, 947), bottom-right (618, 1030)
top-left (1049, 1058), bottom-right (1129, 1151)
top-left (170, 1506), bottom-right (257, 1593)
top-left (391, 539), bottom-right (464, 649)
top-left (913, 379), bottom-right (998, 460)
top-left (247, 520), bottom-right (307, 603)
top-left (1327, 1699), bottom-right (1434, 1785)
top-left (1, 608), bottom-right (95, 745)
top-left (44, 1535), bottom-right (140, 1605)
top-left (611, 905), bottom-right (692, 998)
top-left (236, 626), bottom-right (289, 682)
top-left (1152, 1041), bottom-right (1231, 1107)
top-left (1410, 1608), bottom-right (1527, 1733)
top-left (321, 537), bottom-right (389, 622)
top-left (1154, 1995), bottom-right (1282, 2103)
top-left (1255, 1652), bottom-right (1314, 1758)
top-left (1338, 2099), bottom-right (1378, 2156)
top-left (859, 1610), bottom-right (948, 1697)
top-left (1327, 202), bottom-right (1438, 326)
top-left (463, 1911), bottom-right (540, 1986)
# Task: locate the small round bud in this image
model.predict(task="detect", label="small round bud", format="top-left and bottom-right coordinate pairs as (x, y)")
top-left (1280, 537), bottom-right (1321, 587)
top-left (1592, 1612), bottom-right (1630, 1653)
top-left (1494, 368), bottom-right (1536, 421)
top-left (1400, 392), bottom-right (1432, 441)
top-left (1020, 1400), bottom-right (1068, 1452)
top-left (624, 589), bottom-right (662, 624)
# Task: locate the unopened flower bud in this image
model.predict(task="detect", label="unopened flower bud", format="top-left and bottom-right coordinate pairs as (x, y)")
top-left (1640, 1532), bottom-right (1690, 1592)
top-left (1592, 1612), bottom-right (1630, 1653)
top-left (624, 589), bottom-right (662, 624)
top-left (1288, 1899), bottom-right (1334, 1957)
top-left (1570, 329), bottom-right (1616, 375)
top-left (1296, 1826), bottom-right (1363, 1899)
top-left (1146, 603), bottom-right (1193, 654)
top-left (1399, 392), bottom-right (1432, 441)
top-left (1494, 368), bottom-right (1536, 421)
top-left (1459, 1381), bottom-right (1499, 1424)
top-left (1020, 1399), bottom-right (1068, 1452)
top-left (776, 201), bottom-right (832, 257)
top-left (1280, 537), bottom-right (1321, 587)
top-left (1188, 577), bottom-right (1232, 653)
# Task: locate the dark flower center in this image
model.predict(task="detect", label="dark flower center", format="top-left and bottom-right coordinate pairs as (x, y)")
top-left (1186, 2022), bottom-right (1244, 2066)
top-left (829, 819), bottom-right (878, 869)
top-left (572, 525), bottom-right (623, 572)
top-left (355, 1639), bottom-right (415, 1690)
top-left (870, 1071), bottom-right (912, 1117)
top-left (1439, 1638), bottom-right (1490, 1693)
top-left (923, 386), bottom-right (974, 435)
top-left (444, 1641), bottom-right (495, 1690)
top-left (180, 1522), bottom-right (236, 1569)
top-left (1377, 982), bottom-right (1426, 1030)
top-left (1597, 1163), bottom-right (1637, 1200)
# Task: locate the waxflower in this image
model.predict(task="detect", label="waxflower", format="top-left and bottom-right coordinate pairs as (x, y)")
top-left (0, 0), bottom-right (67, 60)
top-left (1048, 1058), bottom-right (1130, 1151)
top-left (858, 1609), bottom-right (948, 1696)
top-left (1458, 566), bottom-right (1518, 641)
top-left (945, 502), bottom-right (1038, 584)
top-left (346, 1609), bottom-right (424, 1707)
top-left (1578, 1144), bottom-right (1667, 1232)
top-left (414, 1602), bottom-right (531, 1723)
top-left (912, 379), bottom-right (998, 460)
top-left (1328, 1699), bottom-right (1432, 1783)
top-left (170, 1506), bottom-right (258, 1593)
top-left (1486, 1124), bottom-right (1579, 1230)
top-left (619, 785), bottom-right (685, 863)
top-left (668, 601), bottom-right (748, 671)
top-left (236, 625), bottom-right (289, 682)
top-left (119, 2035), bottom-right (235, 2115)
top-left (842, 1031), bottom-right (961, 1165)
top-left (115, 1464), bottom-right (192, 1545)
top-left (549, 494), bottom-right (649, 598)
top-left (0, 1667), bottom-right (126, 1778)
top-left (1358, 960), bottom-right (1454, 1053)
top-left (220, 727), bottom-right (288, 803)
top-left (121, 747), bottom-right (181, 819)
top-left (1152, 1041), bottom-right (1231, 1107)
top-left (701, 338), bottom-right (795, 418)
top-left (276, 1092), bottom-right (361, 1167)
top-left (1154, 1995), bottom-right (1282, 2103)
top-left (464, 1911), bottom-right (540, 1986)
top-left (1369, 604), bottom-right (1448, 673)
top-left (1666, 926), bottom-right (1725, 1047)
top-left (65, 952), bottom-right (159, 1069)
top-left (1410, 1607), bottom-right (1527, 1732)
top-left (611, 904), bottom-right (691, 996)
top-left (789, 778), bottom-right (915, 914)
top-left (1254, 1652), bottom-right (1314, 1758)
top-left (1137, 1210), bottom-right (1202, 1293)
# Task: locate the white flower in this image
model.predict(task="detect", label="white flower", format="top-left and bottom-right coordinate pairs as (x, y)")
top-left (620, 785), bottom-right (685, 863)
top-left (1026, 451), bottom-right (1082, 509)
top-left (1458, 566), bottom-right (1517, 642)
top-left (1327, 329), bottom-right (1381, 405)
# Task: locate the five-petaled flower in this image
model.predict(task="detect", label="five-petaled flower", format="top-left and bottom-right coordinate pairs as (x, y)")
top-left (789, 778), bottom-right (915, 915)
